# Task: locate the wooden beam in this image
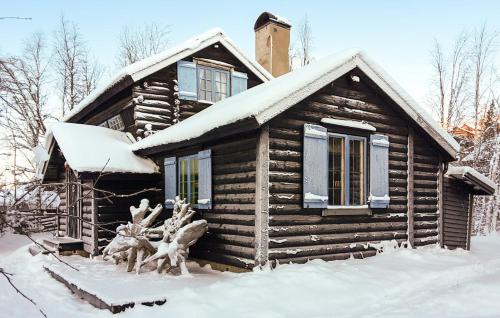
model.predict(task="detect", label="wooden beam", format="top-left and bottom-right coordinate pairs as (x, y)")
top-left (255, 124), bottom-right (270, 266)
top-left (407, 127), bottom-right (414, 248)
top-left (437, 158), bottom-right (444, 248)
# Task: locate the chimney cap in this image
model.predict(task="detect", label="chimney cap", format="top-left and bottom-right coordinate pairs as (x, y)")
top-left (254, 12), bottom-right (291, 31)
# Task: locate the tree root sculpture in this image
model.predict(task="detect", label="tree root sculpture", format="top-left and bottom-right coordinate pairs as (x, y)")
top-left (102, 197), bottom-right (207, 275)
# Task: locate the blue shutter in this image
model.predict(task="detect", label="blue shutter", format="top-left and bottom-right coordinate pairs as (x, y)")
top-left (164, 157), bottom-right (177, 208)
top-left (369, 134), bottom-right (390, 208)
top-left (177, 60), bottom-right (197, 100)
top-left (303, 124), bottom-right (328, 208)
top-left (197, 149), bottom-right (212, 209)
top-left (231, 71), bottom-right (248, 96)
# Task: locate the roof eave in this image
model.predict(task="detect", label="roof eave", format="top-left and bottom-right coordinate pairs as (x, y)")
top-left (134, 117), bottom-right (260, 156)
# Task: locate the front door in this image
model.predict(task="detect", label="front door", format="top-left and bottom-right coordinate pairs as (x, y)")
top-left (66, 170), bottom-right (80, 239)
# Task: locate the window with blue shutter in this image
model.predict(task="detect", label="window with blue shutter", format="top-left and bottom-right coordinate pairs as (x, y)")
top-left (177, 60), bottom-right (198, 100)
top-left (164, 157), bottom-right (177, 208)
top-left (197, 149), bottom-right (212, 209)
top-left (369, 134), bottom-right (390, 208)
top-left (303, 124), bottom-right (329, 208)
top-left (231, 71), bottom-right (248, 96)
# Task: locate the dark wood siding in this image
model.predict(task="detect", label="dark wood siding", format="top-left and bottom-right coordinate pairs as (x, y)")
top-left (155, 132), bottom-right (259, 269)
top-left (81, 179), bottom-right (97, 255)
top-left (56, 170), bottom-right (67, 237)
top-left (94, 176), bottom-right (163, 254)
top-left (412, 134), bottom-right (440, 247)
top-left (265, 70), bottom-right (442, 264)
top-left (443, 177), bottom-right (470, 249)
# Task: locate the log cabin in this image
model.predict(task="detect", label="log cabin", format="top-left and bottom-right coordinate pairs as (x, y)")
top-left (39, 12), bottom-right (495, 270)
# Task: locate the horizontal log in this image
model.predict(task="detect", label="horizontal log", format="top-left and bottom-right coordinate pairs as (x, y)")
top-left (213, 161), bottom-right (256, 174)
top-left (204, 212), bottom-right (255, 225)
top-left (134, 112), bottom-right (171, 122)
top-left (269, 221), bottom-right (408, 236)
top-left (132, 91), bottom-right (171, 102)
top-left (213, 171), bottom-right (256, 185)
top-left (273, 250), bottom-right (378, 264)
top-left (269, 231), bottom-right (408, 248)
top-left (135, 105), bottom-right (172, 116)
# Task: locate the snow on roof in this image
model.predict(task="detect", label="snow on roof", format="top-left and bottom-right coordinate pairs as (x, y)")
top-left (49, 123), bottom-right (158, 174)
top-left (131, 49), bottom-right (460, 157)
top-left (62, 28), bottom-right (272, 122)
top-left (321, 118), bottom-right (376, 132)
top-left (446, 166), bottom-right (496, 195)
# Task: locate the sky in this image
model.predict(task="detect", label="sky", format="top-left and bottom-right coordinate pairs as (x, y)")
top-left (0, 0), bottom-right (499, 184)
top-left (1, 0), bottom-right (499, 107)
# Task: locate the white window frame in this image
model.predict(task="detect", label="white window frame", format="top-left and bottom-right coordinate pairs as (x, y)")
top-left (328, 132), bottom-right (368, 209)
top-left (107, 114), bottom-right (125, 131)
top-left (197, 65), bottom-right (230, 103)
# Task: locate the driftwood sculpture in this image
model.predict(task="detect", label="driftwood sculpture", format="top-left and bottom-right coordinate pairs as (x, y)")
top-left (102, 197), bottom-right (207, 275)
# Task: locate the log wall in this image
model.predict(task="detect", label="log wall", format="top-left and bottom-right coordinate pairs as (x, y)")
top-left (265, 70), bottom-right (442, 264)
top-left (94, 176), bottom-right (163, 254)
top-left (57, 170), bottom-right (67, 237)
top-left (81, 179), bottom-right (97, 255)
top-left (158, 133), bottom-right (259, 269)
top-left (442, 178), bottom-right (471, 249)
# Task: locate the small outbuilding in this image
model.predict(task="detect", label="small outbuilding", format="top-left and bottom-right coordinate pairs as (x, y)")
top-left (443, 166), bottom-right (496, 250)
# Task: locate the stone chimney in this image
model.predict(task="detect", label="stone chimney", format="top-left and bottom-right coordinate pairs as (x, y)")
top-left (254, 12), bottom-right (291, 77)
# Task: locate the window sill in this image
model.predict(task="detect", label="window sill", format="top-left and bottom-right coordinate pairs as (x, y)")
top-left (322, 205), bottom-right (372, 216)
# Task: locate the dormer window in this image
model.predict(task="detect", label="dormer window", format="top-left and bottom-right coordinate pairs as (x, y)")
top-left (99, 114), bottom-right (125, 131)
top-left (198, 66), bottom-right (230, 103)
top-left (177, 59), bottom-right (248, 103)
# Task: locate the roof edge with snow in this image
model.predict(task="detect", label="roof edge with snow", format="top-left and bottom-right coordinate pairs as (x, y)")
top-left (131, 50), bottom-right (460, 159)
top-left (446, 166), bottom-right (496, 195)
top-left (63, 28), bottom-right (273, 123)
top-left (42, 123), bottom-right (159, 177)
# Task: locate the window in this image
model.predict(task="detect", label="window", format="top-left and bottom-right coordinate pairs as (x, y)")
top-left (178, 155), bottom-right (199, 205)
top-left (197, 66), bottom-right (229, 103)
top-left (328, 134), bottom-right (366, 206)
top-left (178, 60), bottom-right (248, 102)
top-left (99, 114), bottom-right (125, 131)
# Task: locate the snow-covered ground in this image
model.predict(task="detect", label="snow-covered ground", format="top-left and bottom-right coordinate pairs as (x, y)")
top-left (1, 232), bottom-right (500, 318)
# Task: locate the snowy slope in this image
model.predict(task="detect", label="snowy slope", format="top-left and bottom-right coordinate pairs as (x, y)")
top-left (1, 233), bottom-right (500, 318)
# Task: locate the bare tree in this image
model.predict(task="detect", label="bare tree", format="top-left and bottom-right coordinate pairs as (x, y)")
top-left (471, 25), bottom-right (498, 132)
top-left (81, 52), bottom-right (103, 96)
top-left (429, 32), bottom-right (470, 130)
top-left (53, 15), bottom-right (84, 114)
top-left (116, 23), bottom-right (170, 67)
top-left (297, 15), bottom-right (313, 67)
top-left (53, 15), bottom-right (102, 115)
top-left (0, 32), bottom-right (50, 152)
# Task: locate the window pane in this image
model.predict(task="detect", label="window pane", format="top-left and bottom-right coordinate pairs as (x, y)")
top-left (214, 70), bottom-right (228, 102)
top-left (179, 159), bottom-right (188, 202)
top-left (190, 158), bottom-right (199, 205)
top-left (329, 136), bottom-right (345, 206)
top-left (349, 139), bottom-right (365, 205)
top-left (107, 114), bottom-right (125, 131)
top-left (198, 67), bottom-right (213, 102)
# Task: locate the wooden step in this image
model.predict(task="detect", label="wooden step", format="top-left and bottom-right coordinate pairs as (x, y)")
top-left (42, 237), bottom-right (84, 252)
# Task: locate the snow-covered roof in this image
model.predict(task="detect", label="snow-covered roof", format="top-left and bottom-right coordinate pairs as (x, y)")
top-left (131, 49), bottom-right (460, 158)
top-left (446, 166), bottom-right (496, 195)
top-left (47, 123), bottom-right (159, 174)
top-left (63, 28), bottom-right (272, 122)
